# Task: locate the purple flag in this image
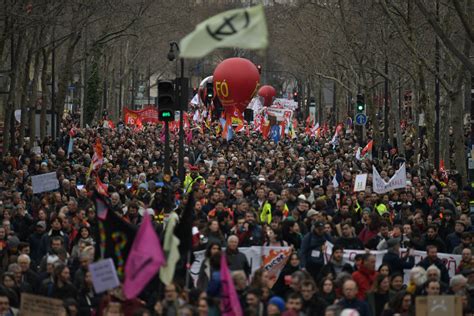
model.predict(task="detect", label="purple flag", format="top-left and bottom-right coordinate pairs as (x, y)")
top-left (123, 213), bottom-right (165, 299)
top-left (220, 254), bottom-right (243, 316)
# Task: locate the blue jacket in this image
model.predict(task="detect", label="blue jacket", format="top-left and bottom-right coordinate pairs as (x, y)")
top-left (299, 232), bottom-right (331, 268)
top-left (446, 232), bottom-right (462, 253)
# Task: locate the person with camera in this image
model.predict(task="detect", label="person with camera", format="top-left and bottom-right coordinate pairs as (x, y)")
top-left (382, 238), bottom-right (415, 277)
top-left (299, 221), bottom-right (331, 280)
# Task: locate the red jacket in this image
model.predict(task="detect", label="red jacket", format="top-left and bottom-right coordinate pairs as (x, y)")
top-left (352, 266), bottom-right (377, 300)
top-left (358, 227), bottom-right (377, 246)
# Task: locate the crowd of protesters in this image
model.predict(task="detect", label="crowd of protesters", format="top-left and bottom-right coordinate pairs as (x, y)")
top-left (0, 108), bottom-right (473, 316)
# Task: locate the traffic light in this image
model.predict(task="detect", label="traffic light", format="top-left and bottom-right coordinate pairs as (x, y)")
top-left (205, 82), bottom-right (213, 106)
top-left (356, 93), bottom-right (365, 113)
top-left (293, 91), bottom-right (298, 102)
top-left (158, 80), bottom-right (175, 121)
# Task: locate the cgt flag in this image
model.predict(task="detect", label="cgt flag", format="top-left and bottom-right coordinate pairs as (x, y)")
top-left (179, 5), bottom-right (268, 58)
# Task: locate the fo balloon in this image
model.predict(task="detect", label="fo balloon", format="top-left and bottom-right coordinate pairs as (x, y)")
top-left (213, 58), bottom-right (260, 114)
top-left (258, 85), bottom-right (276, 107)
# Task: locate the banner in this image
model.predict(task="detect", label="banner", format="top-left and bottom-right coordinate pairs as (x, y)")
top-left (323, 242), bottom-right (461, 281)
top-left (373, 163), bottom-right (407, 194)
top-left (266, 107), bottom-right (293, 122)
top-left (353, 174), bottom-right (368, 192)
top-left (272, 98), bottom-right (298, 110)
top-left (191, 246), bottom-right (291, 285)
top-left (124, 107), bottom-right (159, 125)
top-left (32, 172), bottom-right (59, 194)
top-left (191, 245), bottom-right (461, 286)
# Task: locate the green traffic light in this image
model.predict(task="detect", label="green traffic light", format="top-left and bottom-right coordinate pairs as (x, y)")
top-left (162, 112), bottom-right (171, 117)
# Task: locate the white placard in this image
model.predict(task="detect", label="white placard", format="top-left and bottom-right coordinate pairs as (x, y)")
top-left (354, 173), bottom-right (368, 192)
top-left (89, 258), bottom-right (120, 293)
top-left (31, 146), bottom-right (41, 154)
top-left (272, 98), bottom-right (298, 109)
top-left (266, 107), bottom-right (293, 122)
top-left (373, 163), bottom-right (407, 194)
top-left (31, 172), bottom-right (59, 194)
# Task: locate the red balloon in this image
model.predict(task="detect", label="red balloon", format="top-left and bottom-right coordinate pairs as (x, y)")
top-left (213, 58), bottom-right (260, 114)
top-left (258, 85), bottom-right (276, 107)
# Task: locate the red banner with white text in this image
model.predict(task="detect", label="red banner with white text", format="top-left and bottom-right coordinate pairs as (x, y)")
top-left (124, 107), bottom-right (159, 125)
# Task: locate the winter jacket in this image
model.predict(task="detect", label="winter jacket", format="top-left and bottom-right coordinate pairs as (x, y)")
top-left (352, 266), bottom-right (378, 300)
top-left (299, 232), bottom-right (330, 268)
top-left (226, 249), bottom-right (251, 276)
top-left (338, 298), bottom-right (372, 316)
top-left (382, 250), bottom-right (414, 276)
top-left (335, 236), bottom-right (365, 250)
top-left (417, 257), bottom-right (449, 285)
top-left (446, 231), bottom-right (462, 253)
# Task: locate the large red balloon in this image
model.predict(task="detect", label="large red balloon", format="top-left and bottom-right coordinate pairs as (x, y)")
top-left (258, 85), bottom-right (276, 107)
top-left (213, 58), bottom-right (260, 114)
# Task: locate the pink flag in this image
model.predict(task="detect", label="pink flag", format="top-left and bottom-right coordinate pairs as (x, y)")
top-left (123, 213), bottom-right (165, 299)
top-left (220, 254), bottom-right (243, 316)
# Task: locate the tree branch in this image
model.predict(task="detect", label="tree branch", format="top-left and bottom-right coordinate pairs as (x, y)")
top-left (414, 0), bottom-right (474, 73)
top-left (452, 0), bottom-right (474, 42)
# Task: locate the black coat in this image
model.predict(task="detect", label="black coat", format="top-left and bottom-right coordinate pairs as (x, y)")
top-left (382, 251), bottom-right (414, 276)
top-left (417, 257), bottom-right (449, 285)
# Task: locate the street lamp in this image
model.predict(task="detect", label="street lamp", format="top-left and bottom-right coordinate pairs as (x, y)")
top-left (167, 41), bottom-right (186, 185)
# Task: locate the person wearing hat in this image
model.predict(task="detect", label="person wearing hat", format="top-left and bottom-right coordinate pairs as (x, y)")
top-left (382, 238), bottom-right (414, 276)
top-left (183, 165), bottom-right (205, 194)
top-left (446, 220), bottom-right (466, 253)
top-left (299, 220), bottom-right (332, 281)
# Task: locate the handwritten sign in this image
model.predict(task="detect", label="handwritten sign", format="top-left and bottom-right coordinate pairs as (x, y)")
top-left (20, 293), bottom-right (64, 316)
top-left (31, 172), bottom-right (59, 194)
top-left (89, 258), bottom-right (120, 293)
top-left (353, 173), bottom-right (368, 192)
top-left (416, 296), bottom-right (462, 316)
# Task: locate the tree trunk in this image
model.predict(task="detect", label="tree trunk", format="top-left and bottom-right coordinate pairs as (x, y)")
top-left (450, 86), bottom-right (467, 185)
top-left (55, 32), bottom-right (81, 132)
top-left (40, 48), bottom-right (50, 142)
top-left (19, 35), bottom-right (34, 147)
top-left (392, 80), bottom-right (405, 156)
top-left (28, 42), bottom-right (42, 147)
top-left (3, 33), bottom-right (23, 154)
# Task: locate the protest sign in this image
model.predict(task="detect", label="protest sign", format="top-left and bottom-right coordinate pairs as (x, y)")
top-left (20, 293), bottom-right (64, 316)
top-left (272, 98), bottom-right (298, 109)
top-left (31, 172), bottom-right (59, 194)
top-left (373, 163), bottom-right (407, 194)
top-left (31, 146), bottom-right (41, 154)
top-left (192, 244), bottom-right (461, 286)
top-left (89, 258), bottom-right (120, 293)
top-left (266, 107), bottom-right (293, 122)
top-left (353, 173), bottom-right (368, 192)
top-left (416, 296), bottom-right (462, 316)
top-left (191, 246), bottom-right (291, 285)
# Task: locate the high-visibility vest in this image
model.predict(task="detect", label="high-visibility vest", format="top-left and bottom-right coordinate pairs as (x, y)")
top-left (375, 203), bottom-right (388, 215)
top-left (260, 202), bottom-right (272, 224)
top-left (184, 174), bottom-right (205, 193)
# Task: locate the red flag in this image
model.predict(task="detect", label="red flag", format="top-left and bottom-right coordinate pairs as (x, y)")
top-left (439, 160), bottom-right (448, 182)
top-left (91, 138), bottom-right (104, 171)
top-left (96, 177), bottom-right (109, 197)
top-left (262, 119), bottom-right (270, 139)
top-left (361, 140), bottom-right (373, 156)
top-left (123, 213), bottom-right (165, 299)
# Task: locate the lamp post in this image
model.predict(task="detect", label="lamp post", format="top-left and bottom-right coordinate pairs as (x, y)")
top-left (167, 42), bottom-right (185, 184)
